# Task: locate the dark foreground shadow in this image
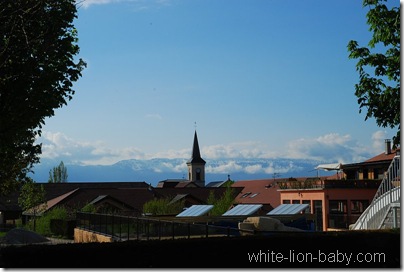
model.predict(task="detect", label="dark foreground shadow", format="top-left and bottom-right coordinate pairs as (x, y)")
top-left (0, 230), bottom-right (400, 269)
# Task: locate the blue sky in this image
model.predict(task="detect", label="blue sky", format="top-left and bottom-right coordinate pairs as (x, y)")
top-left (37, 0), bottom-right (399, 167)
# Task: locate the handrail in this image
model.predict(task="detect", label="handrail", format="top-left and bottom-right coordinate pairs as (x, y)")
top-left (75, 212), bottom-right (249, 241)
top-left (351, 155), bottom-right (400, 230)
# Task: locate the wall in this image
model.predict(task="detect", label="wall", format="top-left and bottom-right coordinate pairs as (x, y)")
top-left (280, 188), bottom-right (378, 231)
top-left (280, 190), bottom-right (326, 230)
top-left (74, 228), bottom-right (113, 243)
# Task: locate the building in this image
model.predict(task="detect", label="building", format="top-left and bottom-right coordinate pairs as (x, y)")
top-left (277, 140), bottom-right (400, 231)
top-left (11, 131), bottom-right (243, 224)
top-left (156, 130), bottom-right (207, 188)
top-left (231, 178), bottom-right (281, 214)
top-left (186, 130), bottom-right (206, 187)
top-left (342, 139), bottom-right (399, 180)
top-left (22, 182), bottom-right (154, 218)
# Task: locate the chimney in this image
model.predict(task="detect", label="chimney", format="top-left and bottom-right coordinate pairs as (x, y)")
top-left (385, 139), bottom-right (392, 154)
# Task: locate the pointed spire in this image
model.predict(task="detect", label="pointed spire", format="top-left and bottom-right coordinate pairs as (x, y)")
top-left (187, 131), bottom-right (206, 164)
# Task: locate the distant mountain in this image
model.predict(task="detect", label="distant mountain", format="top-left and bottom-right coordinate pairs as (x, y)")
top-left (29, 158), bottom-right (335, 186)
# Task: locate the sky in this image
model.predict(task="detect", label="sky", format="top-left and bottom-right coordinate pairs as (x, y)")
top-left (36, 0), bottom-right (399, 167)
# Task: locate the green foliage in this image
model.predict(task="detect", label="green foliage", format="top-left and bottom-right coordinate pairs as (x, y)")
top-left (143, 197), bottom-right (185, 216)
top-left (206, 191), bottom-right (217, 206)
top-left (207, 182), bottom-right (236, 216)
top-left (347, 0), bottom-right (400, 147)
top-left (81, 203), bottom-right (97, 213)
top-left (46, 206), bottom-right (69, 220)
top-left (48, 161), bottom-right (68, 183)
top-left (18, 180), bottom-right (47, 232)
top-left (81, 201), bottom-right (126, 215)
top-left (0, 0), bottom-right (86, 194)
top-left (18, 180), bottom-right (46, 212)
top-left (26, 206), bottom-right (69, 237)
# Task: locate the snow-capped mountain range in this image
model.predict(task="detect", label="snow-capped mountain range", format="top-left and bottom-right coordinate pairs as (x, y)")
top-left (29, 157), bottom-right (335, 186)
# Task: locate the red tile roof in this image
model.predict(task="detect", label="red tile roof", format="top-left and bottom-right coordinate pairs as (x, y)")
top-left (231, 179), bottom-right (280, 209)
top-left (154, 187), bottom-right (243, 206)
top-left (364, 148), bottom-right (400, 163)
top-left (33, 187), bottom-right (156, 216)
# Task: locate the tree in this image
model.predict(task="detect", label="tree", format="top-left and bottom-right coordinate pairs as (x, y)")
top-left (18, 179), bottom-right (47, 231)
top-left (143, 197), bottom-right (185, 216)
top-left (48, 161), bottom-right (68, 183)
top-left (207, 181), bottom-right (236, 216)
top-left (347, 0), bottom-right (400, 147)
top-left (81, 203), bottom-right (97, 213)
top-left (0, 1), bottom-right (86, 194)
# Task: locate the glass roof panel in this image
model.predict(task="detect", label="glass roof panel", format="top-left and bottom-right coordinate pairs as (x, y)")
top-left (267, 204), bottom-right (309, 215)
top-left (222, 204), bottom-right (263, 216)
top-left (176, 205), bottom-right (214, 217)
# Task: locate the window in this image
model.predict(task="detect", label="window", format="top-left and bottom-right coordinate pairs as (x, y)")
top-left (345, 170), bottom-right (356, 180)
top-left (313, 200), bottom-right (322, 214)
top-left (302, 200), bottom-right (311, 214)
top-left (351, 200), bottom-right (369, 213)
top-left (292, 200), bottom-right (300, 204)
top-left (374, 168), bottom-right (385, 179)
top-left (313, 200), bottom-right (323, 231)
top-left (249, 193), bottom-right (259, 198)
top-left (329, 200), bottom-right (347, 213)
top-left (363, 169), bottom-right (369, 179)
top-left (283, 199), bottom-right (290, 204)
top-left (328, 200), bottom-right (348, 229)
top-left (241, 192), bottom-right (251, 198)
top-left (373, 168), bottom-right (379, 179)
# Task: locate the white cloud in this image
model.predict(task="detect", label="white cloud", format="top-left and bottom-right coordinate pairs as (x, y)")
top-left (145, 113), bottom-right (162, 120)
top-left (206, 161), bottom-right (243, 174)
top-left (244, 164), bottom-right (263, 174)
top-left (204, 160), bottom-right (302, 176)
top-left (202, 142), bottom-right (278, 159)
top-left (284, 133), bottom-right (376, 163)
top-left (263, 161), bottom-right (302, 175)
top-left (79, 0), bottom-right (122, 9)
top-left (229, 161), bottom-right (302, 175)
top-left (158, 160), bottom-right (187, 173)
top-left (78, 0), bottom-right (172, 10)
top-left (371, 130), bottom-right (389, 151)
top-left (39, 131), bottom-right (147, 165)
top-left (152, 149), bottom-right (190, 159)
top-left (38, 130), bottom-right (387, 167)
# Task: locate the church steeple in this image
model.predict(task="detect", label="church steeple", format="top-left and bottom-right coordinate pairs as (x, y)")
top-left (187, 131), bottom-right (206, 164)
top-left (186, 130), bottom-right (206, 187)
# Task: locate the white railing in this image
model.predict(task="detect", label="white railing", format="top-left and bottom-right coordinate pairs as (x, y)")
top-left (350, 155), bottom-right (400, 230)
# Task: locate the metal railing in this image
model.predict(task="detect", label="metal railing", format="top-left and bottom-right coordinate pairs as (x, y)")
top-left (277, 179), bottom-right (381, 190)
top-left (350, 155), bottom-right (400, 230)
top-left (76, 212), bottom-right (252, 241)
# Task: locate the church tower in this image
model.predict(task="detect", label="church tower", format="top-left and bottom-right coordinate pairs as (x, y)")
top-left (186, 131), bottom-right (206, 187)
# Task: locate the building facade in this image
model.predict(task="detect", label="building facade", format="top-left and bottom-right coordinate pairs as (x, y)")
top-left (277, 140), bottom-right (399, 231)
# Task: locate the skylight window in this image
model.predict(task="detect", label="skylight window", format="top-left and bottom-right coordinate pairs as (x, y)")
top-left (241, 192), bottom-right (251, 198)
top-left (249, 193), bottom-right (259, 198)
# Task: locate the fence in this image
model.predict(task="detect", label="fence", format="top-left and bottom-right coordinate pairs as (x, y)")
top-left (76, 212), bottom-right (251, 241)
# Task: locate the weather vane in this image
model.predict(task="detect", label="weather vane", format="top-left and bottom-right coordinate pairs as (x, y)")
top-left (194, 121), bottom-right (197, 130)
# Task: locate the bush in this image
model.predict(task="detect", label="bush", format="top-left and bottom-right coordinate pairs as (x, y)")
top-left (26, 206), bottom-right (71, 238)
top-left (50, 219), bottom-right (76, 239)
top-left (143, 197), bottom-right (185, 216)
